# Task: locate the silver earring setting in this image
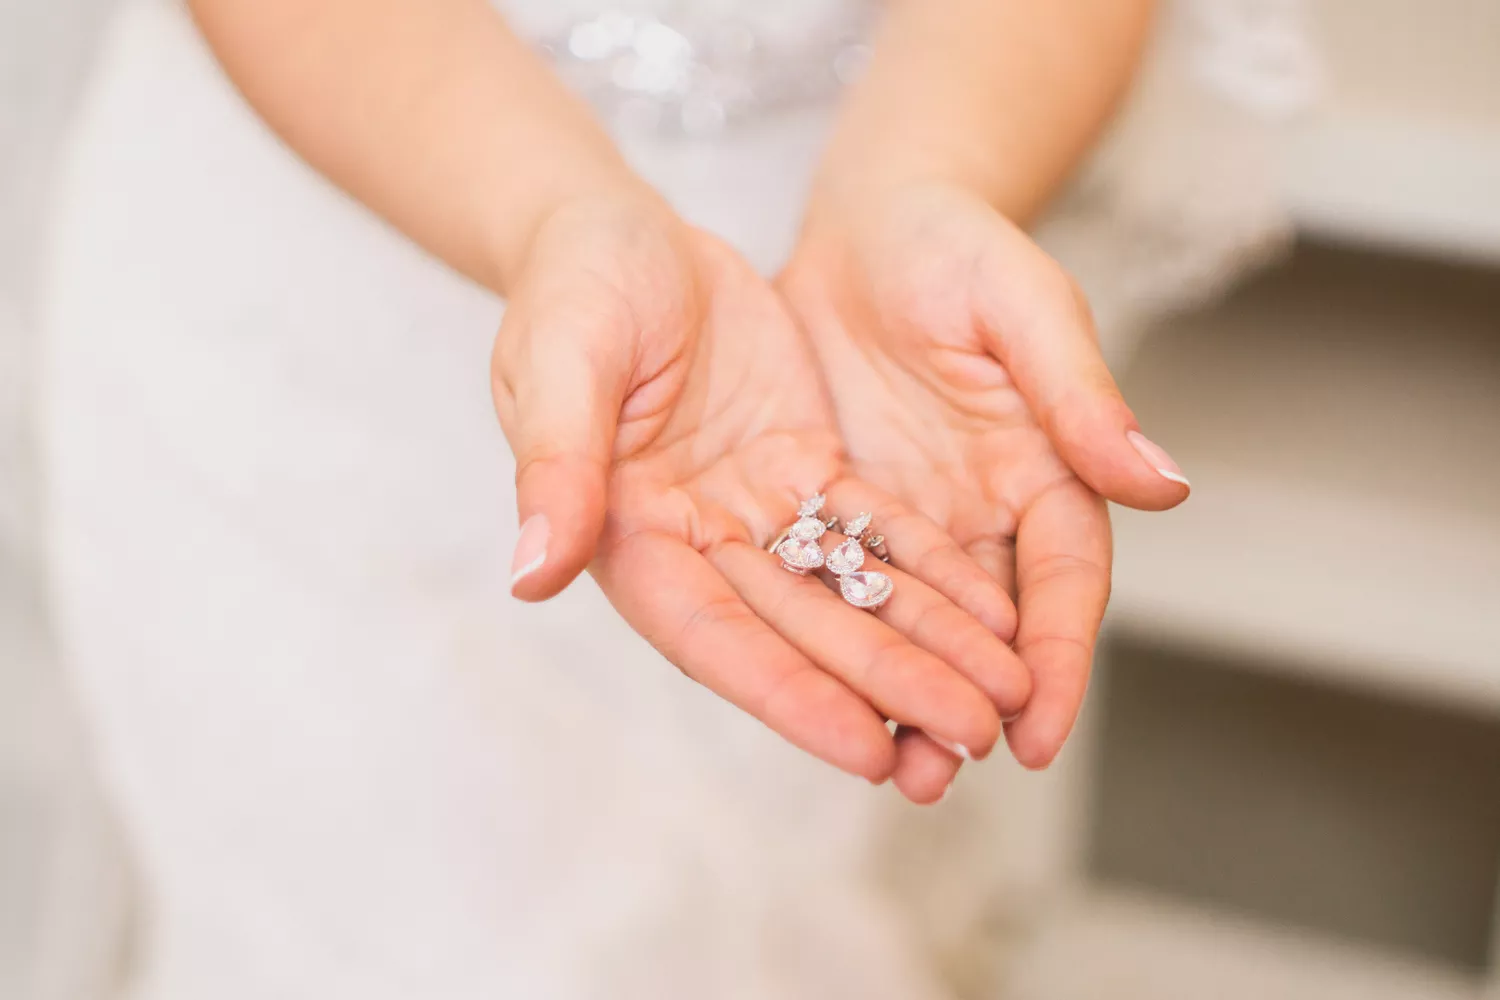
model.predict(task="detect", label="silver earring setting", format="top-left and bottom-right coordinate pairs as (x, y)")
top-left (775, 493), bottom-right (834, 575)
top-left (770, 496), bottom-right (894, 610)
top-left (827, 511), bottom-right (893, 610)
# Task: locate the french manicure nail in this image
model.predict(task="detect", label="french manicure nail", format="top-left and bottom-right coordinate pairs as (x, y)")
top-left (931, 737), bottom-right (973, 762)
top-left (510, 514), bottom-right (550, 590)
top-left (1127, 430), bottom-right (1191, 489)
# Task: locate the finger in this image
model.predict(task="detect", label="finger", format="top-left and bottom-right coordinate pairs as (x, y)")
top-left (710, 540), bottom-right (1002, 757)
top-left (962, 536), bottom-right (1017, 600)
top-left (814, 525), bottom-right (1031, 721)
top-left (891, 726), bottom-right (963, 805)
top-left (824, 481), bottom-right (1017, 641)
top-left (491, 291), bottom-right (635, 602)
top-left (971, 220), bottom-right (1190, 512)
top-left (1003, 480), bottom-right (1112, 770)
top-left (595, 529), bottom-right (897, 782)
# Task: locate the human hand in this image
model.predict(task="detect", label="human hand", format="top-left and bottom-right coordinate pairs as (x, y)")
top-left (781, 181), bottom-right (1190, 793)
top-left (492, 192), bottom-right (1033, 800)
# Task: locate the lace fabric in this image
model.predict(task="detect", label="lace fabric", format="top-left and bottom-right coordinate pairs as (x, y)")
top-left (529, 3), bottom-right (875, 135)
top-left (512, 0), bottom-right (1321, 348)
top-left (1038, 0), bottom-right (1323, 352)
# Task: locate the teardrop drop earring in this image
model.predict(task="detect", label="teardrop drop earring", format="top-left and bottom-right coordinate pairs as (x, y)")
top-left (769, 493), bottom-right (835, 575)
top-left (827, 511), bottom-right (894, 610)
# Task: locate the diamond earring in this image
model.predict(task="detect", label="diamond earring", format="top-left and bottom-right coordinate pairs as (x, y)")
top-left (827, 511), bottom-right (894, 610)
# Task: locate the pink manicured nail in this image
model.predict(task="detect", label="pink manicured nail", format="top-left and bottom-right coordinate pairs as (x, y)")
top-left (931, 737), bottom-right (974, 762)
top-left (1127, 430), bottom-right (1190, 489)
top-left (510, 514), bottom-right (550, 590)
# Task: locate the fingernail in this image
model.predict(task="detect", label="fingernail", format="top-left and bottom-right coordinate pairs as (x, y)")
top-left (510, 514), bottom-right (550, 590)
top-left (1127, 430), bottom-right (1190, 489)
top-left (931, 737), bottom-right (973, 762)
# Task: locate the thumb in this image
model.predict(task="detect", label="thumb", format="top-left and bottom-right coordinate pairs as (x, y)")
top-left (974, 240), bottom-right (1190, 512)
top-left (492, 300), bottom-right (630, 601)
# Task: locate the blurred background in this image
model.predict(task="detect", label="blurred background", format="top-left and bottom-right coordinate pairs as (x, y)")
top-left (1021, 1), bottom-right (1500, 992)
top-left (2, 1), bottom-right (1498, 998)
top-left (3, 3), bottom-right (128, 1000)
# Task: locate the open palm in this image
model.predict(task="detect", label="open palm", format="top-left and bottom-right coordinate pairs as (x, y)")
top-left (782, 182), bottom-right (1189, 777)
top-left (493, 199), bottom-right (1031, 798)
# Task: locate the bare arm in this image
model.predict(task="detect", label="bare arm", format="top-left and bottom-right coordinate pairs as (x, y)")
top-left (816, 0), bottom-right (1156, 224)
top-left (187, 0), bottom-right (654, 293)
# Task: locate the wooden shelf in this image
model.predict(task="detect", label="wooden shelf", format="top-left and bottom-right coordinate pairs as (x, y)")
top-left (1287, 0), bottom-right (1500, 264)
top-left (1110, 471), bottom-right (1500, 715)
top-left (1110, 244), bottom-right (1500, 714)
top-left (1007, 887), bottom-right (1484, 1000)
top-left (1278, 114), bottom-right (1500, 266)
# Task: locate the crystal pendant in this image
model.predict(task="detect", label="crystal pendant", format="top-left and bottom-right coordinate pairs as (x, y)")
top-left (840, 570), bottom-right (893, 609)
top-left (842, 511), bottom-right (872, 539)
top-left (789, 516), bottom-right (828, 542)
top-left (777, 537), bottom-right (825, 574)
top-left (825, 538), bottom-right (866, 576)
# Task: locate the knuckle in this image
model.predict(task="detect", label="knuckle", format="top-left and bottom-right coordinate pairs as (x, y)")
top-left (1015, 633), bottom-right (1096, 670)
top-left (904, 594), bottom-right (957, 644)
top-left (865, 636), bottom-right (923, 689)
top-left (1020, 550), bottom-right (1108, 591)
top-left (668, 594), bottom-right (754, 671)
top-left (770, 576), bottom-right (819, 620)
top-left (754, 663), bottom-right (815, 726)
top-left (913, 538), bottom-right (963, 586)
top-left (958, 574), bottom-right (1009, 622)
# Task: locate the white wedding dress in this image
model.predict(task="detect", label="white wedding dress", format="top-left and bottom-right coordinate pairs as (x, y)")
top-left (31, 1), bottom-right (1317, 997)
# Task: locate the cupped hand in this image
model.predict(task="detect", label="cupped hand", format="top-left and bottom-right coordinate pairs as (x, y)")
top-left (491, 194), bottom-right (1032, 800)
top-left (781, 181), bottom-right (1190, 785)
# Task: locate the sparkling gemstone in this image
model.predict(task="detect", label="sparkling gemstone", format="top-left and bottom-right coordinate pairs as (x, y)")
top-left (633, 21), bottom-right (693, 64)
top-left (778, 537), bottom-right (824, 573)
top-left (538, 7), bottom-right (878, 139)
top-left (789, 516), bottom-right (827, 542)
top-left (843, 511), bottom-right (872, 538)
top-left (841, 570), bottom-right (893, 609)
top-left (797, 493), bottom-right (827, 518)
top-left (825, 538), bottom-right (866, 576)
top-left (568, 21), bottom-right (618, 61)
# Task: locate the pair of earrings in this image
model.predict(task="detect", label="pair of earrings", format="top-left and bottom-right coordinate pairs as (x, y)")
top-left (775, 494), bottom-right (894, 610)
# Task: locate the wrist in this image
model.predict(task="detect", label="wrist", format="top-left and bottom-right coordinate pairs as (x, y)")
top-left (809, 129), bottom-right (1024, 237)
top-left (485, 159), bottom-right (671, 294)
top-left (799, 166), bottom-right (979, 257)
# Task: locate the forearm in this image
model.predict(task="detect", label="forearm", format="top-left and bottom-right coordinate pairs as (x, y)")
top-left (817, 0), bottom-right (1155, 224)
top-left (188, 0), bottom-right (653, 293)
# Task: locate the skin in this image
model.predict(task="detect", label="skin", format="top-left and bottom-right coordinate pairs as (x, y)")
top-left (494, 195), bottom-right (1033, 783)
top-left (783, 184), bottom-right (1141, 798)
top-left (187, 0), bottom-right (1182, 803)
top-left (784, 0), bottom-right (1182, 800)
